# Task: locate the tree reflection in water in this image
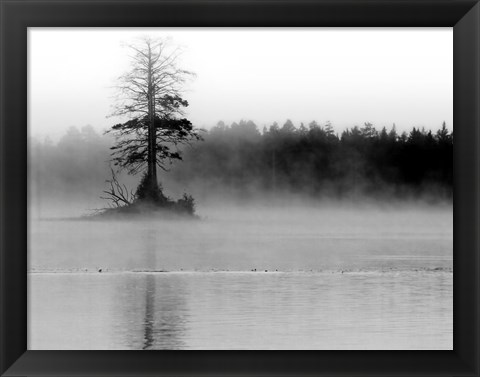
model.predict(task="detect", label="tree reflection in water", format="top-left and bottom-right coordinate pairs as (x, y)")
top-left (142, 227), bottom-right (187, 350)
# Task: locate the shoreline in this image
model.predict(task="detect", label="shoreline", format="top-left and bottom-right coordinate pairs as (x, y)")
top-left (27, 267), bottom-right (453, 275)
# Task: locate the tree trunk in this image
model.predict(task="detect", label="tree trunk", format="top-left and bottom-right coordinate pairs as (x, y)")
top-left (145, 45), bottom-right (160, 200)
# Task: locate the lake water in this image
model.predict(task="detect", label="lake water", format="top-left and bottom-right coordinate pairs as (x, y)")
top-left (28, 202), bottom-right (452, 350)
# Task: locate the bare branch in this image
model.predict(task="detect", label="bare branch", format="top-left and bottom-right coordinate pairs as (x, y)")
top-left (101, 168), bottom-right (135, 207)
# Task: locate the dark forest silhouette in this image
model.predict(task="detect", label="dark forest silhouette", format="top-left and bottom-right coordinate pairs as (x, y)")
top-left (30, 120), bottom-right (453, 211)
top-left (171, 119), bottom-right (453, 200)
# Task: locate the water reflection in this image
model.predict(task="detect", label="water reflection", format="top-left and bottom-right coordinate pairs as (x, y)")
top-left (142, 274), bottom-right (156, 349)
top-left (142, 274), bottom-right (188, 349)
top-left (28, 271), bottom-right (452, 350)
top-left (141, 228), bottom-right (187, 349)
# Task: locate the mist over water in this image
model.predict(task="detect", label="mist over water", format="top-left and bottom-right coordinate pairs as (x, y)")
top-left (28, 198), bottom-right (452, 350)
top-left (29, 199), bottom-right (452, 273)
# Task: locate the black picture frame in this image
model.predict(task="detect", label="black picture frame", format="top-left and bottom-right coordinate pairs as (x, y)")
top-left (1, 0), bottom-right (478, 376)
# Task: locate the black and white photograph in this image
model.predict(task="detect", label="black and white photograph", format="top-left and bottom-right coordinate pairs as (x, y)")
top-left (28, 28), bottom-right (453, 350)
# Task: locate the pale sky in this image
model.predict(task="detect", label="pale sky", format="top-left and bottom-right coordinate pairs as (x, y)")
top-left (28, 28), bottom-right (453, 140)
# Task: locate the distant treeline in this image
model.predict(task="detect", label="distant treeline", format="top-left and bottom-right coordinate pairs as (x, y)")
top-left (172, 120), bottom-right (453, 199)
top-left (30, 125), bottom-right (113, 204)
top-left (30, 120), bottom-right (453, 203)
